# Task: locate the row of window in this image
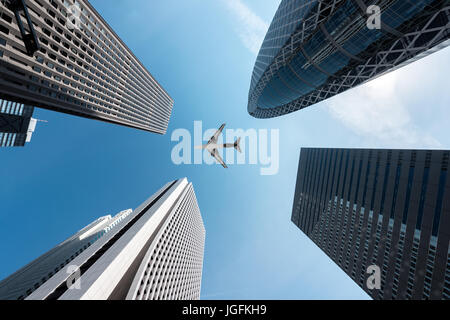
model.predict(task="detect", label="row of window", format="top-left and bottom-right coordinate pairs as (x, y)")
top-left (296, 149), bottom-right (449, 299)
top-left (0, 0), bottom-right (172, 132)
top-left (16, 210), bottom-right (135, 300)
top-left (46, 0), bottom-right (172, 108)
top-left (136, 187), bottom-right (204, 300)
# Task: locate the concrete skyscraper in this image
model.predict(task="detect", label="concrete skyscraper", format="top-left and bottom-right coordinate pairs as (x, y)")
top-left (0, 178), bottom-right (205, 300)
top-left (248, 0), bottom-right (450, 118)
top-left (292, 148), bottom-right (449, 300)
top-left (0, 98), bottom-right (37, 147)
top-left (0, 0), bottom-right (173, 134)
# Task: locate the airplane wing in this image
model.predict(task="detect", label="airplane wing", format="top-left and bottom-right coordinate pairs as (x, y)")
top-left (208, 123), bottom-right (226, 144)
top-left (209, 149), bottom-right (228, 169)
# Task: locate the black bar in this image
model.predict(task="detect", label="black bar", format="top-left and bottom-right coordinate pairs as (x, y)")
top-left (9, 0), bottom-right (40, 56)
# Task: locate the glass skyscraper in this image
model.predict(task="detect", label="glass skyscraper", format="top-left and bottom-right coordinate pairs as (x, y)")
top-left (0, 98), bottom-right (36, 147)
top-left (0, 0), bottom-right (173, 134)
top-left (292, 148), bottom-right (449, 300)
top-left (0, 178), bottom-right (205, 300)
top-left (248, 0), bottom-right (450, 118)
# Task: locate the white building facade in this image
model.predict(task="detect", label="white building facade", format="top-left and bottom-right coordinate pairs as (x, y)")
top-left (0, 178), bottom-right (205, 300)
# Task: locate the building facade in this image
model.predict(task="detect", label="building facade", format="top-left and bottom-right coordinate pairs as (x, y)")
top-left (292, 148), bottom-right (449, 300)
top-left (248, 0), bottom-right (450, 118)
top-left (0, 178), bottom-right (205, 300)
top-left (0, 0), bottom-right (173, 134)
top-left (0, 98), bottom-right (36, 147)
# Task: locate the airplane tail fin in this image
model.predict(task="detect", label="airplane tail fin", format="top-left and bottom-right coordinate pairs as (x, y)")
top-left (234, 137), bottom-right (242, 153)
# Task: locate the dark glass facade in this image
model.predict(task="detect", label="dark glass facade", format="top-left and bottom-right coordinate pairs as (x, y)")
top-left (292, 148), bottom-right (450, 300)
top-left (0, 99), bottom-right (34, 147)
top-left (248, 0), bottom-right (450, 118)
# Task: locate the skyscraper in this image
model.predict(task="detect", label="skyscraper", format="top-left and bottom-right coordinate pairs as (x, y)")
top-left (0, 0), bottom-right (173, 134)
top-left (0, 178), bottom-right (205, 300)
top-left (248, 0), bottom-right (450, 119)
top-left (292, 148), bottom-right (449, 300)
top-left (0, 98), bottom-right (37, 147)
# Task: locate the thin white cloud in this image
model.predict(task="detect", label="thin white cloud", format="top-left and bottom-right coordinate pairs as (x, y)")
top-left (325, 62), bottom-right (443, 149)
top-left (222, 0), bottom-right (269, 55)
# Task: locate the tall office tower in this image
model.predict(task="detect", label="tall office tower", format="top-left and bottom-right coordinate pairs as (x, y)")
top-left (0, 178), bottom-right (206, 300)
top-left (0, 98), bottom-right (37, 147)
top-left (0, 209), bottom-right (133, 299)
top-left (0, 0), bottom-right (173, 134)
top-left (248, 0), bottom-right (450, 118)
top-left (292, 149), bottom-right (450, 300)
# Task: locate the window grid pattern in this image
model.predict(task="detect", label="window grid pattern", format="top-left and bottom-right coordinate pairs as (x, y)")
top-left (443, 247), bottom-right (450, 299)
top-left (292, 148), bottom-right (450, 300)
top-left (0, 0), bottom-right (173, 134)
top-left (248, 0), bottom-right (449, 118)
top-left (371, 215), bottom-right (384, 267)
top-left (405, 233), bottom-right (421, 299)
top-left (0, 99), bottom-right (33, 116)
top-left (0, 131), bottom-right (17, 146)
top-left (131, 184), bottom-right (205, 300)
top-left (422, 237), bottom-right (437, 299)
top-left (0, 98), bottom-right (34, 147)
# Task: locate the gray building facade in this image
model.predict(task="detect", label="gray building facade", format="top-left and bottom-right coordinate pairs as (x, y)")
top-left (0, 0), bottom-right (173, 134)
top-left (0, 178), bottom-right (205, 300)
top-left (0, 98), bottom-right (36, 147)
top-left (292, 148), bottom-right (449, 300)
top-left (248, 0), bottom-right (450, 119)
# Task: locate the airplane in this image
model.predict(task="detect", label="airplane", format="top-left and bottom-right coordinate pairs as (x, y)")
top-left (195, 124), bottom-right (241, 169)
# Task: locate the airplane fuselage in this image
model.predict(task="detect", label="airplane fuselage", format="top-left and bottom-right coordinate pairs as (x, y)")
top-left (194, 124), bottom-right (241, 169)
top-left (197, 143), bottom-right (234, 151)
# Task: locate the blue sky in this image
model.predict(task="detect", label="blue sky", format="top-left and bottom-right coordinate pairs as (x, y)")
top-left (1, 0), bottom-right (449, 300)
